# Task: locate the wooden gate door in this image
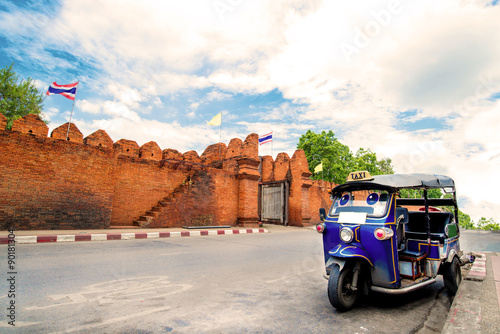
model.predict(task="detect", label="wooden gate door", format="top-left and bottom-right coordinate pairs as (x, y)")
top-left (259, 181), bottom-right (289, 225)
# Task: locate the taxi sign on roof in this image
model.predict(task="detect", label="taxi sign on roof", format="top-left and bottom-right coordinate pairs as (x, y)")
top-left (346, 171), bottom-right (374, 182)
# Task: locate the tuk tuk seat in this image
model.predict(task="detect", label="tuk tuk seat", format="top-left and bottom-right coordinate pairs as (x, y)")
top-left (399, 248), bottom-right (427, 259)
top-left (405, 212), bottom-right (453, 243)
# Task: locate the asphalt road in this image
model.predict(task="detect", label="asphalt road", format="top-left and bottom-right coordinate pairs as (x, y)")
top-left (459, 229), bottom-right (500, 253)
top-left (2, 227), bottom-right (494, 333)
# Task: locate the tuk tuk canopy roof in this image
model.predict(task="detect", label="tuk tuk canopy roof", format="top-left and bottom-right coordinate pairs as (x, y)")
top-left (333, 173), bottom-right (455, 193)
top-left (371, 174), bottom-right (455, 189)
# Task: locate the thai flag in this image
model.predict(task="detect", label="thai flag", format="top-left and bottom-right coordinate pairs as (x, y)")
top-left (46, 82), bottom-right (79, 100)
top-left (259, 132), bottom-right (273, 145)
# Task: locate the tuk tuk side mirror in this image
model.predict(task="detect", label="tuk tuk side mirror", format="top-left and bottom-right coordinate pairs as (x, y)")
top-left (319, 208), bottom-right (327, 221)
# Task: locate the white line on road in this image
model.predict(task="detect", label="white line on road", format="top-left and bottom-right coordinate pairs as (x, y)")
top-left (49, 306), bottom-right (172, 334)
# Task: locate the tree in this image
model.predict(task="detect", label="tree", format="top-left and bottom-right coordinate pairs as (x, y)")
top-left (297, 130), bottom-right (394, 184)
top-left (457, 210), bottom-right (474, 230)
top-left (398, 188), bottom-right (443, 199)
top-left (476, 217), bottom-right (500, 231)
top-left (354, 148), bottom-right (394, 175)
top-left (0, 64), bottom-right (46, 129)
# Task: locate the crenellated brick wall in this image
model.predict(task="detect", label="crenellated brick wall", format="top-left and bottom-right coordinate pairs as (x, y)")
top-left (0, 122), bottom-right (115, 230)
top-left (0, 114), bottom-right (332, 230)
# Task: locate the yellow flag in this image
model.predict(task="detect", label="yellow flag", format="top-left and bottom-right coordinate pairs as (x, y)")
top-left (207, 112), bottom-right (222, 126)
top-left (314, 163), bottom-right (323, 173)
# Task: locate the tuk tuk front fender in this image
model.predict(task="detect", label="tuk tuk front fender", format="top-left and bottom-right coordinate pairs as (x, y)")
top-left (325, 256), bottom-right (346, 274)
top-left (446, 249), bottom-right (463, 263)
top-left (328, 244), bottom-right (374, 267)
top-left (446, 249), bottom-right (458, 263)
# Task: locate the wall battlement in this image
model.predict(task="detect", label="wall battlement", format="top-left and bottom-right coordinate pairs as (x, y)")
top-left (5, 113), bottom-right (247, 163)
top-left (0, 114), bottom-right (332, 230)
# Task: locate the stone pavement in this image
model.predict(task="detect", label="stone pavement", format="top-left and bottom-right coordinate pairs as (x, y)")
top-left (442, 252), bottom-right (500, 334)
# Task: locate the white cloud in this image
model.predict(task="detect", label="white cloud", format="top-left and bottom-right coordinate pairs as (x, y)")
top-left (4, 0), bottom-right (500, 221)
top-left (78, 99), bottom-right (101, 115)
top-left (205, 91), bottom-right (232, 101)
top-left (106, 83), bottom-right (143, 109)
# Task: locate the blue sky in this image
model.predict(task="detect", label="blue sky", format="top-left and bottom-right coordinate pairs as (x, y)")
top-left (1, 0), bottom-right (500, 221)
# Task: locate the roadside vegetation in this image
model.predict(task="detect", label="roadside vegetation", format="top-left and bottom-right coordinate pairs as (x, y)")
top-left (297, 130), bottom-right (499, 231)
top-left (0, 64), bottom-right (47, 129)
top-left (297, 130), bottom-right (393, 184)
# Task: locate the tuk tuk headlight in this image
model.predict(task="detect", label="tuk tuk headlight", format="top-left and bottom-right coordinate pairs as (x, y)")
top-left (374, 227), bottom-right (394, 241)
top-left (340, 227), bottom-right (354, 243)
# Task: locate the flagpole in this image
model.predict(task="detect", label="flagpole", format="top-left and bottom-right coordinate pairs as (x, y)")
top-left (271, 130), bottom-right (273, 158)
top-left (65, 80), bottom-right (79, 140)
top-left (219, 111), bottom-right (222, 161)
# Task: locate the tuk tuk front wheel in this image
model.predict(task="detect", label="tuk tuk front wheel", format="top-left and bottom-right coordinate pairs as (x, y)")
top-left (443, 257), bottom-right (462, 295)
top-left (328, 263), bottom-right (359, 311)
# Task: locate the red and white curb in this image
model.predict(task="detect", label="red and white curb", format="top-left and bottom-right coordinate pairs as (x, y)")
top-left (0, 228), bottom-right (268, 245)
top-left (465, 252), bottom-right (487, 281)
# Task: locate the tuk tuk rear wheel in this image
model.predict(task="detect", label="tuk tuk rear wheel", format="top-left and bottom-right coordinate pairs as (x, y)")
top-left (443, 257), bottom-right (462, 295)
top-left (328, 263), bottom-right (359, 311)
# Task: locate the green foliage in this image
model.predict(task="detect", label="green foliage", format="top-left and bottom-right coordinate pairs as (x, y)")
top-left (457, 210), bottom-right (474, 230)
top-left (297, 130), bottom-right (352, 184)
top-left (297, 130), bottom-right (394, 184)
top-left (476, 217), bottom-right (500, 231)
top-left (354, 148), bottom-right (394, 175)
top-left (398, 188), bottom-right (443, 199)
top-left (0, 64), bottom-right (46, 129)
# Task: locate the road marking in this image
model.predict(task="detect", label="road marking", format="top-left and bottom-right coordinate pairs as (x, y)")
top-left (26, 276), bottom-right (191, 311)
top-left (49, 306), bottom-right (172, 334)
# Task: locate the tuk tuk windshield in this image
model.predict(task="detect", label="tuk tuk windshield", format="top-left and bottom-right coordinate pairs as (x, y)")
top-left (330, 190), bottom-right (391, 217)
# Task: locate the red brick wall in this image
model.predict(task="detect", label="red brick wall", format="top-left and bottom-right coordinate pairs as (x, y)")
top-left (308, 180), bottom-right (335, 225)
top-left (214, 170), bottom-right (239, 225)
top-left (110, 156), bottom-right (189, 226)
top-left (0, 114), bottom-right (333, 230)
top-left (0, 130), bottom-right (115, 230)
top-left (147, 168), bottom-right (238, 227)
top-left (0, 113), bottom-right (7, 130)
top-left (0, 115), bottom-right (262, 229)
top-left (84, 129), bottom-right (113, 148)
top-left (11, 113), bottom-right (48, 137)
top-left (236, 134), bottom-right (260, 226)
top-left (51, 122), bottom-right (84, 143)
top-left (260, 156), bottom-right (274, 182)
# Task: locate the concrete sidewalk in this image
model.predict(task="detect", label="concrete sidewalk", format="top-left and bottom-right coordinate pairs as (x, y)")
top-left (442, 251), bottom-right (500, 334)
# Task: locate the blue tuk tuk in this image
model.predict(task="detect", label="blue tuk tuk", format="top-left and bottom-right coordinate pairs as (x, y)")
top-left (317, 172), bottom-right (465, 311)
